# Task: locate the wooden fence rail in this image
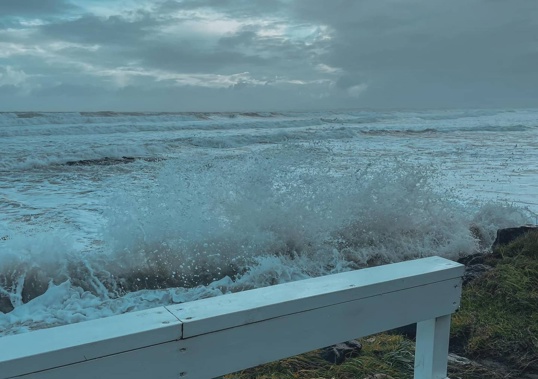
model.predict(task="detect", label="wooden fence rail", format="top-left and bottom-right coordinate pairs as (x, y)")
top-left (0, 256), bottom-right (464, 379)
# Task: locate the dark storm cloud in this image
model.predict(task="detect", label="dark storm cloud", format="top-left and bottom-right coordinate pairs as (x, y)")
top-left (218, 30), bottom-right (258, 48)
top-left (0, 0), bottom-right (77, 17)
top-left (292, 0), bottom-right (538, 107)
top-left (35, 7), bottom-right (324, 79)
top-left (36, 9), bottom-right (263, 70)
top-left (0, 79), bottom-right (331, 112)
top-left (160, 0), bottom-right (284, 16)
top-left (1, 0), bottom-right (537, 110)
top-left (39, 13), bottom-right (155, 45)
top-left (137, 42), bottom-right (270, 73)
top-left (0, 84), bottom-right (18, 96)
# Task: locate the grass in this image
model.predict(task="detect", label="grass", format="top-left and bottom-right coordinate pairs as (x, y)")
top-left (225, 230), bottom-right (538, 379)
top-left (451, 230), bottom-right (538, 375)
top-left (228, 334), bottom-right (415, 379)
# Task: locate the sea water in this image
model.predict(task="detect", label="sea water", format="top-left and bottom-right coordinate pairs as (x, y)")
top-left (0, 108), bottom-right (536, 335)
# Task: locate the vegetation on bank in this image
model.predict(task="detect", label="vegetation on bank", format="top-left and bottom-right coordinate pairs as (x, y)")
top-left (226, 230), bottom-right (538, 379)
top-left (451, 230), bottom-right (538, 377)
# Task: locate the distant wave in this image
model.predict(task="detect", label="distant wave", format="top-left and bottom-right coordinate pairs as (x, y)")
top-left (360, 128), bottom-right (438, 136)
top-left (411, 108), bottom-right (506, 121)
top-left (0, 111), bottom-right (285, 127)
top-left (182, 127), bottom-right (356, 149)
top-left (453, 124), bottom-right (535, 133)
top-left (233, 112), bottom-right (282, 118)
top-left (0, 115), bottom-right (319, 140)
top-left (0, 124), bottom-right (359, 172)
top-left (14, 112), bottom-right (46, 119)
top-left (360, 124), bottom-right (535, 135)
top-left (320, 116), bottom-right (382, 124)
top-left (1, 112), bottom-right (203, 127)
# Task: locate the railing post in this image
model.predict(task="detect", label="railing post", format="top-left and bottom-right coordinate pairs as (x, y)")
top-left (414, 314), bottom-right (451, 379)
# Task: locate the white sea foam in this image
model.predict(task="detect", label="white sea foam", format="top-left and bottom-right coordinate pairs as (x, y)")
top-left (0, 109), bottom-right (536, 335)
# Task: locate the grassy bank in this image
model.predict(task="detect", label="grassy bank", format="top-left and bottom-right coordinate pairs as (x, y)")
top-left (451, 230), bottom-right (538, 377)
top-left (226, 230), bottom-right (538, 379)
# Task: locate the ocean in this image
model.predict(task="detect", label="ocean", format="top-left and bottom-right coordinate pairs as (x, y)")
top-left (0, 108), bottom-right (536, 335)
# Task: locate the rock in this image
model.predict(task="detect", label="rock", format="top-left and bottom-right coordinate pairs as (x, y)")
top-left (492, 226), bottom-right (538, 248)
top-left (458, 227), bottom-right (538, 285)
top-left (456, 253), bottom-right (492, 284)
top-left (462, 263), bottom-right (493, 285)
top-left (320, 340), bottom-right (362, 364)
top-left (65, 156), bottom-right (164, 166)
top-left (457, 252), bottom-right (486, 266)
top-left (448, 353), bottom-right (473, 366)
top-left (0, 295), bottom-right (14, 314)
top-left (363, 374), bottom-right (394, 379)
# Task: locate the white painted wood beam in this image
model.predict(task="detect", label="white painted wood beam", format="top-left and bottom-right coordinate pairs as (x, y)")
top-left (0, 256), bottom-right (464, 379)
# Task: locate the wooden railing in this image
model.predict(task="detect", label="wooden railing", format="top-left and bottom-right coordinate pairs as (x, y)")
top-left (0, 256), bottom-right (464, 379)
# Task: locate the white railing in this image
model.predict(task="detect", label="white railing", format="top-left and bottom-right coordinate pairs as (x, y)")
top-left (0, 256), bottom-right (464, 379)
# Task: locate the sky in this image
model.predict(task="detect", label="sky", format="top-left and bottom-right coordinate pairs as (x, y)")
top-left (0, 0), bottom-right (537, 111)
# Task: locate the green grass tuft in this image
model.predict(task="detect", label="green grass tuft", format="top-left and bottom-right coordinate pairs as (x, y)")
top-left (228, 334), bottom-right (415, 379)
top-left (452, 230), bottom-right (538, 374)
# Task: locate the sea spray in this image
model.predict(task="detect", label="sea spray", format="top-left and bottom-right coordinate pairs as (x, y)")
top-left (58, 149), bottom-right (483, 288)
top-left (0, 143), bottom-right (532, 334)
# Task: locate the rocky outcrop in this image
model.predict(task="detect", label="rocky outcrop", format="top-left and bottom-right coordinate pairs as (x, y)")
top-left (0, 296), bottom-right (13, 314)
top-left (456, 226), bottom-right (537, 286)
top-left (457, 253), bottom-right (493, 285)
top-left (320, 340), bottom-right (362, 364)
top-left (492, 225), bottom-right (538, 248)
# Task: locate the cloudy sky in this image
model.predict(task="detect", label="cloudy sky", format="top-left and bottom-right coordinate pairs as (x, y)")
top-left (0, 0), bottom-right (537, 111)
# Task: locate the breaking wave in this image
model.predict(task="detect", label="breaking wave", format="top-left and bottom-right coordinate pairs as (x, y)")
top-left (0, 146), bottom-right (531, 333)
top-left (2, 107), bottom-right (537, 335)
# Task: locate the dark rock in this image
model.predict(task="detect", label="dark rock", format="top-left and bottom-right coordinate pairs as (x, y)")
top-left (462, 264), bottom-right (493, 285)
top-left (492, 226), bottom-right (538, 248)
top-left (65, 156), bottom-right (137, 166)
top-left (21, 268), bottom-right (50, 304)
top-left (320, 340), bottom-right (362, 364)
top-left (0, 295), bottom-right (14, 314)
top-left (448, 353), bottom-right (473, 366)
top-left (456, 253), bottom-right (493, 285)
top-left (363, 374), bottom-right (395, 379)
top-left (457, 252), bottom-right (486, 266)
top-left (65, 156), bottom-right (164, 166)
